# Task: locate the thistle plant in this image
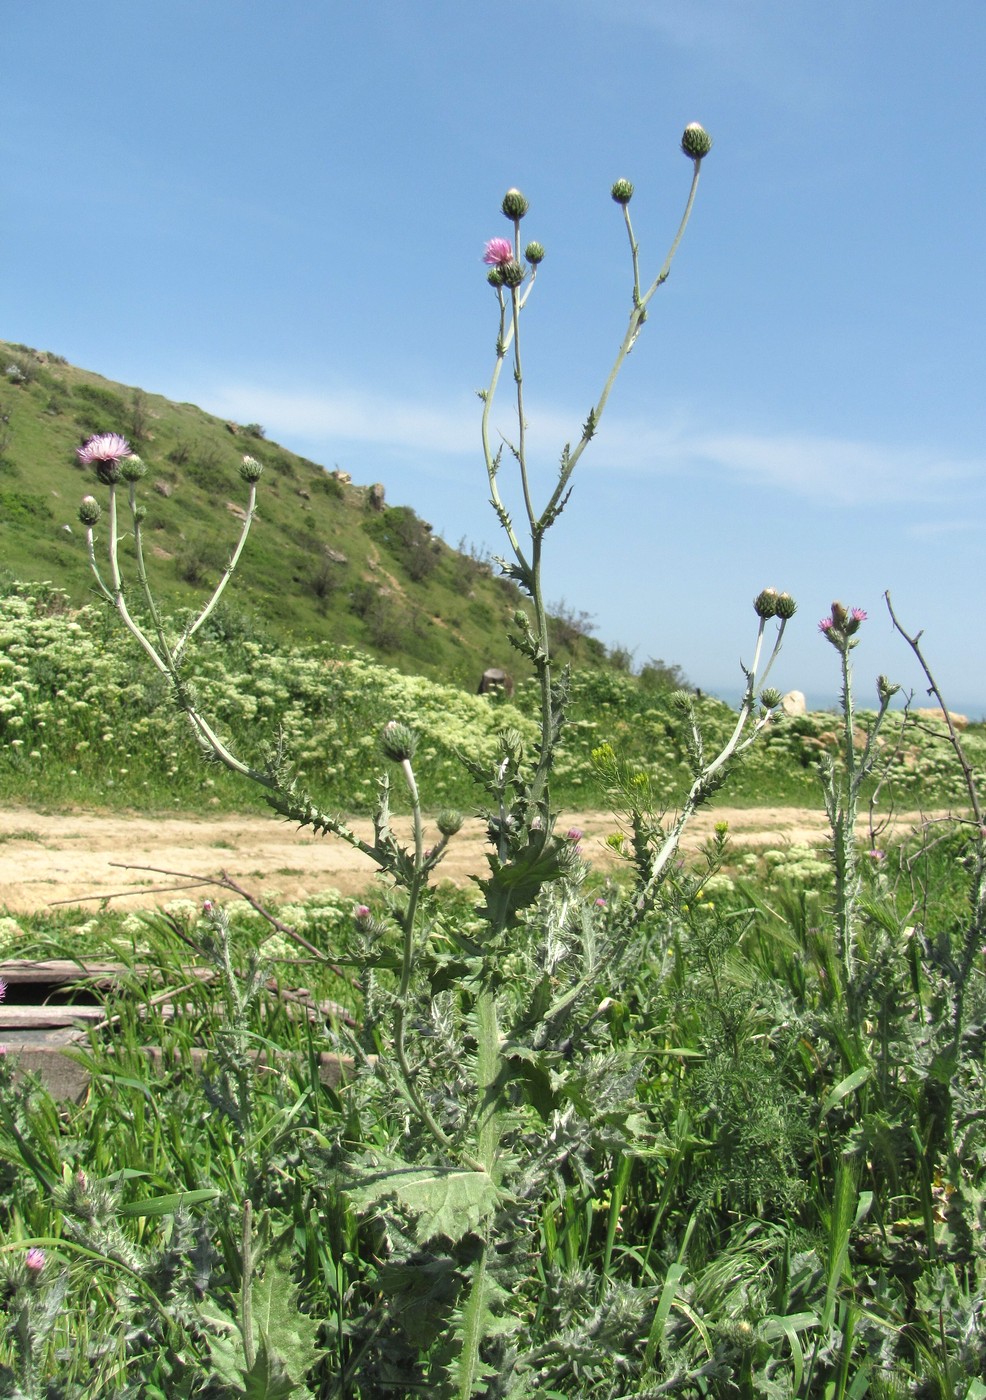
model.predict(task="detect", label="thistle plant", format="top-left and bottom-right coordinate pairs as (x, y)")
top-left (67, 125), bottom-right (807, 1395)
top-left (816, 601), bottom-right (900, 1018)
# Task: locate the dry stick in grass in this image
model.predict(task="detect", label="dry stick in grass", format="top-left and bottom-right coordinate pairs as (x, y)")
top-left (885, 590), bottom-right (986, 1045)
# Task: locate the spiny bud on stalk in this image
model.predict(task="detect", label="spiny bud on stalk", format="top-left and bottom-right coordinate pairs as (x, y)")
top-left (239, 455), bottom-right (264, 483)
top-left (681, 122), bottom-right (713, 160)
top-left (754, 588), bottom-right (779, 619)
top-left (610, 178), bottom-right (634, 205)
top-left (436, 809), bottom-right (464, 838)
top-left (380, 720), bottom-right (418, 763)
top-left (524, 241), bottom-right (545, 265)
top-left (760, 687), bottom-right (782, 708)
top-left (877, 675), bottom-right (901, 705)
top-left (819, 602), bottom-right (868, 649)
top-left (133, 503), bottom-right (147, 522)
top-left (353, 903), bottom-right (374, 932)
top-left (501, 188), bottom-right (529, 220)
top-left (78, 496), bottom-right (101, 526)
top-left (119, 454), bottom-right (147, 482)
top-left (500, 260), bottom-right (525, 289)
top-left (670, 689), bottom-right (693, 712)
top-left (775, 592), bottom-right (797, 619)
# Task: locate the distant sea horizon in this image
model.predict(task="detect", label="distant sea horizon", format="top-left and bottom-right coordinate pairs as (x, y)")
top-left (706, 687), bottom-right (986, 723)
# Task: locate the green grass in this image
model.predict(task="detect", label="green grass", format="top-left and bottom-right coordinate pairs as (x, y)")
top-left (1, 819), bottom-right (983, 1394)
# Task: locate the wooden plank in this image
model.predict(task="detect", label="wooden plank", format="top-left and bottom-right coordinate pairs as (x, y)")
top-left (0, 960), bottom-right (214, 987)
top-left (2, 1004), bottom-right (105, 1028)
top-left (8, 1039), bottom-right (352, 1100)
top-left (0, 957), bottom-right (357, 1098)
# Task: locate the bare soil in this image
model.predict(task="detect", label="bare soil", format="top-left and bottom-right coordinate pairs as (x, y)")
top-left (0, 805), bottom-right (947, 914)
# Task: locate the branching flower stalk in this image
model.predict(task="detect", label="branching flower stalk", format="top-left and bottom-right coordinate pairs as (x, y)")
top-left (78, 443), bottom-right (423, 884)
top-left (480, 136), bottom-right (708, 827)
top-left (633, 590), bottom-right (794, 913)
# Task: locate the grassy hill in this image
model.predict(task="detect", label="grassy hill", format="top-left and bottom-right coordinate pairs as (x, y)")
top-left (0, 338), bottom-right (620, 688)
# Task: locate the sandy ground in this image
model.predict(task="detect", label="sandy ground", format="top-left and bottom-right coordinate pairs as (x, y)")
top-left (0, 804), bottom-right (948, 914)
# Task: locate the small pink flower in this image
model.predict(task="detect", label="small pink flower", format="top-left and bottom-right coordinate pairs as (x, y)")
top-left (565, 828), bottom-right (583, 843)
top-left (866, 849), bottom-right (885, 861)
top-left (354, 904), bottom-right (371, 920)
top-left (851, 608), bottom-right (867, 623)
top-left (594, 897), bottom-right (607, 908)
top-left (818, 617), bottom-right (833, 633)
top-left (25, 1248), bottom-right (45, 1273)
top-left (483, 237), bottom-right (514, 267)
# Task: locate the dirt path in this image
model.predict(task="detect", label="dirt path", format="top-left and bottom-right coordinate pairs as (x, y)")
top-left (0, 805), bottom-right (952, 914)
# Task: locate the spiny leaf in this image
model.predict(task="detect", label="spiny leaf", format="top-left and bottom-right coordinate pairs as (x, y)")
top-left (344, 1164), bottom-right (499, 1245)
top-left (240, 1336), bottom-right (299, 1400)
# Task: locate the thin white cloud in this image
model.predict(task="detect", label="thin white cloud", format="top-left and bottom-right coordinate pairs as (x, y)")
top-left (204, 381), bottom-right (983, 508)
top-left (209, 383), bottom-right (478, 457)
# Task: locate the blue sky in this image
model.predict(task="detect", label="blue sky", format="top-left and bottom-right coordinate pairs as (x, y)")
top-left (5, 2), bottom-right (986, 713)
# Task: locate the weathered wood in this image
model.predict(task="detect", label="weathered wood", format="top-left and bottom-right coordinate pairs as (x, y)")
top-left (0, 960), bottom-right (213, 987)
top-left (2, 1005), bottom-right (105, 1028)
top-left (1, 958), bottom-right (354, 1100)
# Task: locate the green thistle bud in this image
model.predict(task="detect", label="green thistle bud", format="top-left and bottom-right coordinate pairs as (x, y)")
top-left (670, 689), bottom-right (693, 712)
top-left (524, 241), bottom-right (545, 265)
top-left (119, 454), bottom-right (146, 482)
top-left (877, 675), bottom-right (901, 705)
top-left (133, 503), bottom-right (147, 522)
top-left (487, 265), bottom-right (506, 288)
top-left (95, 460), bottom-right (122, 486)
top-left (380, 720), bottom-right (418, 763)
top-left (775, 592), bottom-right (797, 620)
top-left (610, 178), bottom-right (634, 205)
top-left (501, 188), bottom-right (529, 220)
top-left (500, 260), bottom-right (525, 289)
top-left (681, 123), bottom-right (713, 160)
top-left (239, 455), bottom-right (264, 483)
top-left (437, 809), bottom-right (464, 838)
top-left (78, 496), bottom-right (101, 526)
top-left (754, 588), bottom-right (779, 619)
top-left (759, 687), bottom-right (782, 708)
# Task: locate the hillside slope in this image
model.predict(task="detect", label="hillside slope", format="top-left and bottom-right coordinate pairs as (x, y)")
top-left (0, 338), bottom-right (559, 687)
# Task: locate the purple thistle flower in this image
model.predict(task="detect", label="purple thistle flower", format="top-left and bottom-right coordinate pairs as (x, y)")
top-left (76, 433), bottom-right (132, 467)
top-left (851, 608), bottom-right (867, 623)
top-left (483, 237), bottom-right (514, 267)
top-left (25, 1248), bottom-right (45, 1273)
top-left (818, 617), bottom-right (833, 633)
top-left (565, 828), bottom-right (583, 843)
top-left (76, 432), bottom-right (133, 484)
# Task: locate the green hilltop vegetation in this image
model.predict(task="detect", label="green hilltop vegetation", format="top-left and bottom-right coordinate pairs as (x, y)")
top-left (4, 338), bottom-right (984, 822)
top-left (0, 337), bottom-right (640, 689)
